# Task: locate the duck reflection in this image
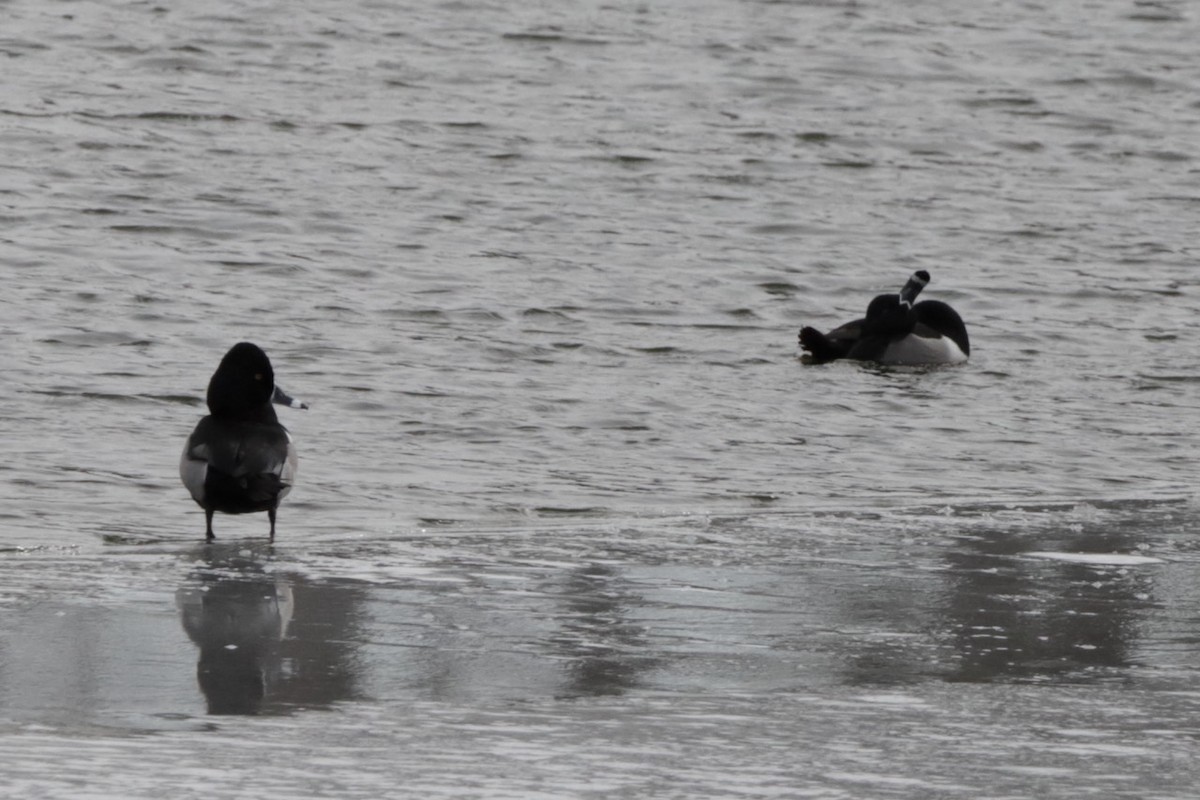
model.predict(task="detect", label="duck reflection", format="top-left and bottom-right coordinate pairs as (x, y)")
top-left (177, 543), bottom-right (365, 714)
top-left (937, 519), bottom-right (1156, 683)
top-left (549, 563), bottom-right (656, 698)
top-left (177, 543), bottom-right (293, 714)
top-left (833, 506), bottom-right (1160, 687)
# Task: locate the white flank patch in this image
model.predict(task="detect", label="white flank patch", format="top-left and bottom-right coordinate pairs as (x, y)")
top-left (880, 335), bottom-right (967, 365)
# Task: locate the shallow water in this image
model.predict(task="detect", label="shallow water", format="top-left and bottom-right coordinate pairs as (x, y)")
top-left (4, 0), bottom-right (1200, 796)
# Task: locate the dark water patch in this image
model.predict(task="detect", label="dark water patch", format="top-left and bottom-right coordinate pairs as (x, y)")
top-left (135, 55), bottom-right (226, 73)
top-left (37, 332), bottom-right (152, 348)
top-left (593, 153), bottom-right (657, 165)
top-left (100, 533), bottom-right (169, 546)
top-left (758, 281), bottom-right (799, 297)
top-left (213, 259), bottom-right (271, 268)
top-left (475, 249), bottom-right (526, 260)
top-left (1126, 8), bottom-right (1186, 22)
top-left (415, 517), bottom-right (469, 527)
top-left (458, 309), bottom-right (508, 323)
top-left (1145, 194), bottom-right (1200, 204)
top-left (109, 193), bottom-right (152, 203)
top-left (143, 393), bottom-right (206, 406)
top-left (522, 307), bottom-right (576, 320)
top-left (398, 388), bottom-right (452, 398)
top-left (218, 260), bottom-right (306, 274)
top-left (736, 130), bottom-right (781, 140)
top-left (998, 140), bottom-right (1044, 152)
top-left (530, 506), bottom-right (611, 517)
top-left (1135, 372), bottom-right (1200, 384)
top-left (795, 131), bottom-right (834, 143)
top-left (1145, 150), bottom-right (1191, 163)
top-left (821, 159), bottom-right (875, 168)
top-left (0, 108), bottom-right (57, 119)
top-left (1095, 71), bottom-right (1161, 89)
top-left (77, 140), bottom-right (152, 151)
top-left (700, 173), bottom-right (761, 185)
top-left (627, 319), bottom-right (776, 332)
top-left (0, 38), bottom-right (49, 55)
top-left (502, 31), bottom-right (612, 46)
top-left (960, 95), bottom-right (1039, 110)
top-left (110, 224), bottom-right (233, 240)
top-left (1045, 113), bottom-right (1117, 133)
top-left (344, 400), bottom-right (390, 412)
top-left (383, 308), bottom-right (448, 321)
top-left (86, 111), bottom-right (242, 124)
top-left (748, 223), bottom-right (831, 236)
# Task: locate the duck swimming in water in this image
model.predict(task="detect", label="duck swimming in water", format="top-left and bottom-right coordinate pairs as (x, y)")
top-left (180, 343), bottom-right (307, 540)
top-left (798, 270), bottom-right (969, 365)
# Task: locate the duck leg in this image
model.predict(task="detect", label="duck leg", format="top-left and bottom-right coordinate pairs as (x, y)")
top-left (799, 327), bottom-right (842, 363)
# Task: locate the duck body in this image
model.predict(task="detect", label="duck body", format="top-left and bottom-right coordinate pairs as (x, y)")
top-left (799, 271), bottom-right (969, 366)
top-left (181, 343), bottom-right (305, 540)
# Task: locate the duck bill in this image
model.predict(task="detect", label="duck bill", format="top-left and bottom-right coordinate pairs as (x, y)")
top-left (272, 385), bottom-right (309, 410)
top-left (897, 270), bottom-right (930, 308)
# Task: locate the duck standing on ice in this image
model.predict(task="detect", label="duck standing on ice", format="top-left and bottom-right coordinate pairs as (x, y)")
top-left (180, 343), bottom-right (307, 540)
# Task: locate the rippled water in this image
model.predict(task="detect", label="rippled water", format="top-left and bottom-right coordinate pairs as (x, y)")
top-left (4, 0), bottom-right (1200, 796)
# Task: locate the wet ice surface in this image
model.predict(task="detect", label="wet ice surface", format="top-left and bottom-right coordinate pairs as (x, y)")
top-left (6, 500), bottom-right (1200, 797)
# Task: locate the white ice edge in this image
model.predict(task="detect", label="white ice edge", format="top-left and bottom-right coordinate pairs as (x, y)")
top-left (1024, 551), bottom-right (1164, 566)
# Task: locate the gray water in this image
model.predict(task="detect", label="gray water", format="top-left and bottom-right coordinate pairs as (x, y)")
top-left (4, 0), bottom-right (1200, 796)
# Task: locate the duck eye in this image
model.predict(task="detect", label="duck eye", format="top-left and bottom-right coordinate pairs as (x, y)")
top-left (255, 373), bottom-right (263, 381)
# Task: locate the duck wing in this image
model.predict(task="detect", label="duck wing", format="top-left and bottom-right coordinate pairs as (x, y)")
top-left (913, 300), bottom-right (969, 355)
top-left (181, 417), bottom-right (297, 511)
